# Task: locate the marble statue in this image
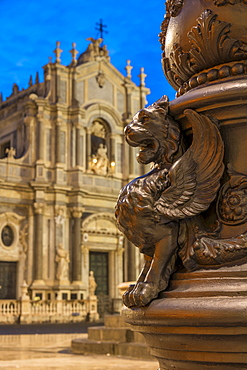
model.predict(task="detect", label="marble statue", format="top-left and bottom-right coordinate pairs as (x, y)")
top-left (55, 243), bottom-right (70, 280)
top-left (89, 271), bottom-right (97, 296)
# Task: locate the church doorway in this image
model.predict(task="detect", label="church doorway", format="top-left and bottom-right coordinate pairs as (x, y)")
top-left (0, 261), bottom-right (17, 299)
top-left (89, 251), bottom-right (110, 317)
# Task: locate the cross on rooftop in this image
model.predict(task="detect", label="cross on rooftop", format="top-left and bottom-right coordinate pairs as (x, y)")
top-left (95, 19), bottom-right (108, 43)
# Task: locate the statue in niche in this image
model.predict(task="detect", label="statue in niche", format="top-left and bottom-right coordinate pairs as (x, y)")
top-left (91, 120), bottom-right (108, 175)
top-left (89, 271), bottom-right (97, 296)
top-left (115, 95), bottom-right (225, 308)
top-left (91, 143), bottom-right (108, 176)
top-left (5, 147), bottom-right (16, 160)
top-left (55, 243), bottom-right (70, 280)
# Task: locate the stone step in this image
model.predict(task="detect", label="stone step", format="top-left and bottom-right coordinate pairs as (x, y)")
top-left (88, 325), bottom-right (146, 344)
top-left (88, 326), bottom-right (134, 343)
top-left (71, 338), bottom-right (153, 360)
top-left (104, 314), bottom-right (129, 328)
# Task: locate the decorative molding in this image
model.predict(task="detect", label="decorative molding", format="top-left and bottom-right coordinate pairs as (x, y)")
top-left (70, 206), bottom-right (84, 219)
top-left (209, 0), bottom-right (247, 6)
top-left (0, 212), bottom-right (25, 226)
top-left (177, 61), bottom-right (246, 96)
top-left (161, 9), bottom-right (247, 92)
top-left (217, 166), bottom-right (247, 225)
top-left (19, 223), bottom-right (28, 255)
top-left (188, 231), bottom-right (247, 268)
top-left (0, 212), bottom-right (25, 252)
top-left (82, 212), bottom-right (119, 232)
top-left (33, 202), bottom-right (45, 214)
top-left (166, 0), bottom-right (184, 16)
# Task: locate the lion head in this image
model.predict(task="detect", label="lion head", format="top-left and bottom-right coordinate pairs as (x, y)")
top-left (124, 95), bottom-right (181, 166)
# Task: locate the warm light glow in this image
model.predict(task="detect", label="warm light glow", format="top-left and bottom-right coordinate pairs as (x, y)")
top-left (93, 158), bottom-right (97, 164)
top-left (111, 161), bottom-right (116, 167)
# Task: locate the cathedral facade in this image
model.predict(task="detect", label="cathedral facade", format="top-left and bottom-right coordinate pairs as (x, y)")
top-left (0, 38), bottom-right (149, 314)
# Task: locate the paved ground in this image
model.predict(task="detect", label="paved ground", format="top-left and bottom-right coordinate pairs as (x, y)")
top-left (0, 322), bottom-right (103, 335)
top-left (0, 323), bottom-right (158, 369)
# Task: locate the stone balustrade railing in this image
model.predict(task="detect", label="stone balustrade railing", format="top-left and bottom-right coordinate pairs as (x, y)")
top-left (0, 296), bottom-right (99, 324)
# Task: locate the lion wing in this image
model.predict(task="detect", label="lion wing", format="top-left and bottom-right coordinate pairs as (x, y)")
top-left (154, 109), bottom-right (224, 219)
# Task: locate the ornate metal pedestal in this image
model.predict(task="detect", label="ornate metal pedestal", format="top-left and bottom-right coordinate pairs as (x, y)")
top-left (116, 1), bottom-right (247, 369)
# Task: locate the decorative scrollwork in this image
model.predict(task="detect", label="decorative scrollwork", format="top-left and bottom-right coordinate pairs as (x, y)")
top-left (161, 9), bottom-right (247, 91)
top-left (209, 0), bottom-right (247, 6)
top-left (217, 166), bottom-right (247, 225)
top-left (189, 231), bottom-right (247, 267)
top-left (166, 0), bottom-right (184, 16)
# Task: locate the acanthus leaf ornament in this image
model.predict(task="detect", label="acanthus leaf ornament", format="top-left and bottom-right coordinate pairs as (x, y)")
top-left (166, 0), bottom-right (184, 16)
top-left (161, 9), bottom-right (247, 92)
top-left (209, 0), bottom-right (247, 6)
top-left (190, 231), bottom-right (247, 267)
top-left (115, 97), bottom-right (224, 307)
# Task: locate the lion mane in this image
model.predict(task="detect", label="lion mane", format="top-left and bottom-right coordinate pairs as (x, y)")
top-left (125, 96), bottom-right (181, 166)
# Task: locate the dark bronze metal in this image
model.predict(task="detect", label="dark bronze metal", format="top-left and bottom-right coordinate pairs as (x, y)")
top-left (115, 0), bottom-right (247, 368)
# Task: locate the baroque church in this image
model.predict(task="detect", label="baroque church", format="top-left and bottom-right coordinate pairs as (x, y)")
top-left (0, 37), bottom-right (150, 314)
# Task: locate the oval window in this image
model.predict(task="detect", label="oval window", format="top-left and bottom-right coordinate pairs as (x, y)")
top-left (1, 225), bottom-right (14, 247)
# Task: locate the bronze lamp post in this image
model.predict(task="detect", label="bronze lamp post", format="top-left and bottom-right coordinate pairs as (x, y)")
top-left (116, 1), bottom-right (247, 368)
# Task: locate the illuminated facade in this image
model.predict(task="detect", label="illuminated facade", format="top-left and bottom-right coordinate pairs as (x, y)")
top-left (0, 38), bottom-right (149, 313)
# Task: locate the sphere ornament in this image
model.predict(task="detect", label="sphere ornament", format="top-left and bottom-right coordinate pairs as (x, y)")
top-left (160, 0), bottom-right (247, 95)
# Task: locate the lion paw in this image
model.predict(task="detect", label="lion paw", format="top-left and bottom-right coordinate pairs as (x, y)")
top-left (122, 282), bottom-right (159, 308)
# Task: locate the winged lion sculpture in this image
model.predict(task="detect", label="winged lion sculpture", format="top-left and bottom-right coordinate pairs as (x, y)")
top-left (115, 96), bottom-right (224, 308)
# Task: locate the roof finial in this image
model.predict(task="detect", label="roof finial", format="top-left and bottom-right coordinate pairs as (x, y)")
top-left (0, 93), bottom-right (3, 103)
top-left (53, 41), bottom-right (63, 63)
top-left (35, 72), bottom-right (39, 84)
top-left (125, 60), bottom-right (133, 79)
top-left (12, 83), bottom-right (19, 95)
top-left (28, 75), bottom-right (33, 87)
top-left (138, 67), bottom-right (147, 86)
top-left (69, 42), bottom-right (78, 66)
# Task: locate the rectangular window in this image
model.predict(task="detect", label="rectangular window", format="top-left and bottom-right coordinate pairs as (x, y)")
top-left (0, 262), bottom-right (17, 299)
top-left (62, 293), bottom-right (68, 300)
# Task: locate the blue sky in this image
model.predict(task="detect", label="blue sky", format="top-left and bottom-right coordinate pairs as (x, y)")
top-left (0, 0), bottom-right (176, 105)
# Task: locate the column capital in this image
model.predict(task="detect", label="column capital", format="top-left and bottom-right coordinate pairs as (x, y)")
top-left (70, 206), bottom-right (84, 218)
top-left (33, 202), bottom-right (45, 214)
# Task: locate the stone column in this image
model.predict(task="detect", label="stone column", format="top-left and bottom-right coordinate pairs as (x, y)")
top-left (37, 114), bottom-right (45, 161)
top-left (76, 127), bottom-right (82, 166)
top-left (86, 128), bottom-right (91, 171)
top-left (110, 136), bottom-right (115, 163)
top-left (32, 202), bottom-right (45, 284)
top-left (70, 207), bottom-right (83, 284)
top-left (55, 123), bottom-right (62, 163)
